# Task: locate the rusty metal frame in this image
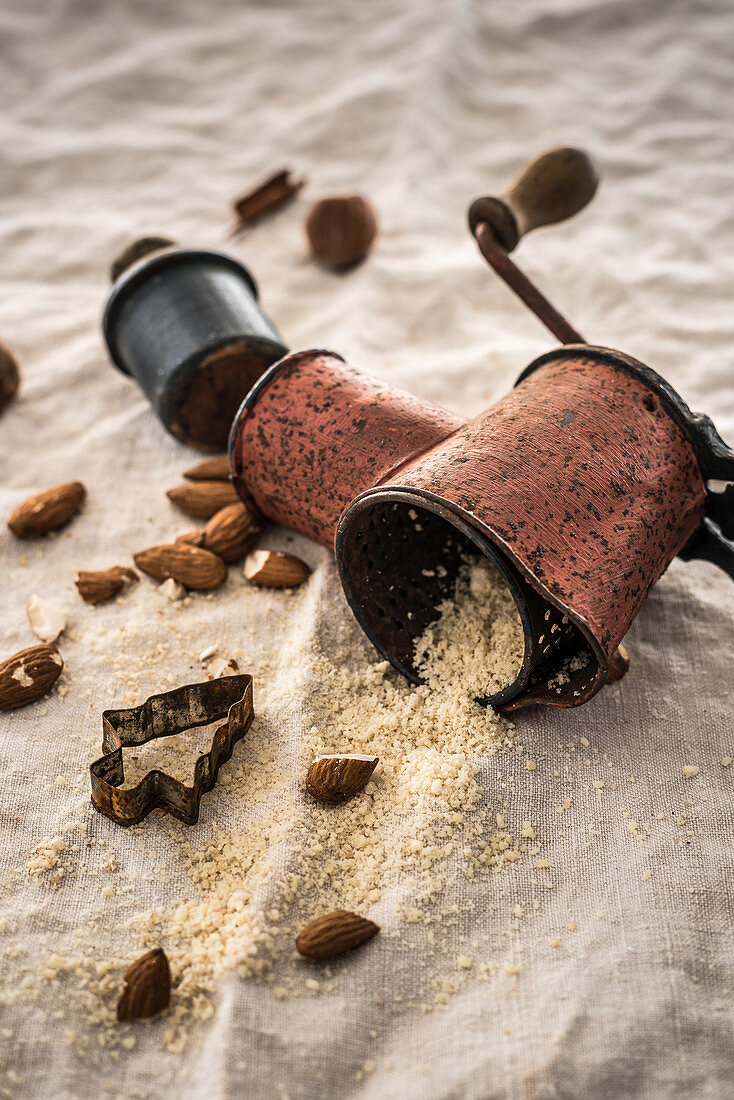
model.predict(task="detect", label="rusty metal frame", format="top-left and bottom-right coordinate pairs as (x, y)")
top-left (89, 675), bottom-right (253, 827)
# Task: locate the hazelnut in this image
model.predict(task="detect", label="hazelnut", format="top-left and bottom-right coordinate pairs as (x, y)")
top-left (304, 194), bottom-right (377, 270)
top-left (0, 340), bottom-right (20, 415)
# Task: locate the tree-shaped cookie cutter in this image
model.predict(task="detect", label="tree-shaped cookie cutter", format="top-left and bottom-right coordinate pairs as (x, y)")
top-left (90, 675), bottom-right (253, 826)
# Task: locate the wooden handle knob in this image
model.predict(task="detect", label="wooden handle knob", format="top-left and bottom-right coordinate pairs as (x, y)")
top-left (468, 147), bottom-right (599, 252)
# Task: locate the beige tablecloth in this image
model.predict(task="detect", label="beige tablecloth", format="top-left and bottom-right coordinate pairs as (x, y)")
top-left (1, 1), bottom-right (733, 1097)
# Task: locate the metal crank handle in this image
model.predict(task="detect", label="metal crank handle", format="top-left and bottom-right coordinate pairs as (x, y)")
top-left (467, 147), bottom-right (600, 253)
top-left (467, 148), bottom-right (599, 345)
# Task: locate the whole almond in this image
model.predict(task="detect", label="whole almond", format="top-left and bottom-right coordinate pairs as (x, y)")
top-left (7, 481), bottom-right (86, 538)
top-left (0, 339), bottom-right (20, 415)
top-left (244, 549), bottom-right (311, 588)
top-left (296, 911), bottom-right (379, 960)
top-left (0, 644), bottom-right (64, 711)
top-left (306, 754), bottom-right (379, 804)
top-left (166, 481), bottom-right (238, 519)
top-left (183, 455), bottom-right (231, 482)
top-left (117, 948), bottom-right (171, 1021)
top-left (134, 543), bottom-right (227, 590)
top-left (607, 643), bottom-right (630, 684)
top-left (75, 566), bottom-right (138, 605)
top-left (175, 529), bottom-right (205, 547)
top-left (203, 503), bottom-right (260, 563)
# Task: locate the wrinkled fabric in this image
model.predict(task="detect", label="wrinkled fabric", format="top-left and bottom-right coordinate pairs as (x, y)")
top-left (1, 1), bottom-right (733, 1097)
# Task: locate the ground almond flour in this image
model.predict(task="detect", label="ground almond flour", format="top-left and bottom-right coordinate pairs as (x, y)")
top-left (415, 556), bottom-right (524, 701)
top-left (41, 555), bottom-right (538, 1054)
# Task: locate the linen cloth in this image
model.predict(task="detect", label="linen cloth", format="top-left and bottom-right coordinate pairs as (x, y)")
top-left (1, 1), bottom-right (733, 1097)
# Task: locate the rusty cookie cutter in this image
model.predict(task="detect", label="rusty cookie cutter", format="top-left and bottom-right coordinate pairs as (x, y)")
top-left (229, 149), bottom-right (734, 712)
top-left (90, 675), bottom-right (253, 826)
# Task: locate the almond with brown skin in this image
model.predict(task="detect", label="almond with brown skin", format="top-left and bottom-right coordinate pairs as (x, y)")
top-left (75, 566), bottom-right (138, 606)
top-left (296, 911), bottom-right (380, 960)
top-left (0, 644), bottom-right (64, 711)
top-left (116, 948), bottom-right (171, 1021)
top-left (607, 643), bottom-right (630, 684)
top-left (306, 754), bottom-right (379, 804)
top-left (202, 502), bottom-right (260, 563)
top-left (183, 455), bottom-right (231, 482)
top-left (134, 543), bottom-right (227, 590)
top-left (243, 549), bottom-right (311, 588)
top-left (0, 340), bottom-right (20, 415)
top-left (7, 481), bottom-right (86, 538)
top-left (175, 529), bottom-right (205, 547)
top-left (166, 480), bottom-right (239, 518)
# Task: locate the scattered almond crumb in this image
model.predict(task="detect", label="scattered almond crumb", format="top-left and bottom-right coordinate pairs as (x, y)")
top-left (27, 594), bottom-right (67, 643)
top-left (158, 578), bottom-right (186, 601)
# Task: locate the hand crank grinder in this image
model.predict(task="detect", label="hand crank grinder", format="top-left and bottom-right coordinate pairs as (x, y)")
top-left (227, 149), bottom-right (734, 711)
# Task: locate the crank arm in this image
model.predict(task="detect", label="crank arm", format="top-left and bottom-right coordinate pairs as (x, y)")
top-left (468, 147), bottom-right (598, 345)
top-left (679, 518), bottom-right (734, 581)
top-left (679, 411), bottom-right (734, 579)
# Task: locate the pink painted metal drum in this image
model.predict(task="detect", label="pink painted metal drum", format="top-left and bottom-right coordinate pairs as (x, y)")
top-left (229, 349), bottom-right (464, 546)
top-left (229, 342), bottom-right (729, 711)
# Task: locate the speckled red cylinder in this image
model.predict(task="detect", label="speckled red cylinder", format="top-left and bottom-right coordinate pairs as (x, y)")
top-left (229, 349), bottom-right (465, 546)
top-left (337, 346), bottom-right (706, 708)
top-left (230, 344), bottom-right (707, 710)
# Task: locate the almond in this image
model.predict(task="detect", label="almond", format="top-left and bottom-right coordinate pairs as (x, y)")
top-left (0, 339), bottom-right (20, 415)
top-left (134, 543), bottom-right (227, 590)
top-left (183, 455), bottom-right (231, 482)
top-left (166, 481), bottom-right (238, 519)
top-left (296, 911), bottom-right (379, 960)
top-left (202, 503), bottom-right (260, 563)
top-left (0, 644), bottom-right (63, 711)
top-left (26, 595), bottom-right (66, 642)
top-left (243, 549), bottom-right (311, 588)
top-left (207, 656), bottom-right (240, 680)
top-left (607, 643), bottom-right (630, 684)
top-left (306, 754), bottom-right (379, 804)
top-left (116, 948), bottom-right (171, 1021)
top-left (75, 566), bottom-right (138, 605)
top-left (7, 481), bottom-right (86, 538)
top-left (175, 529), bottom-right (205, 547)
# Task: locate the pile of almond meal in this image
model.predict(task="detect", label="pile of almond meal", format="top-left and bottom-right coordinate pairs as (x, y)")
top-left (36, 554), bottom-right (539, 1055)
